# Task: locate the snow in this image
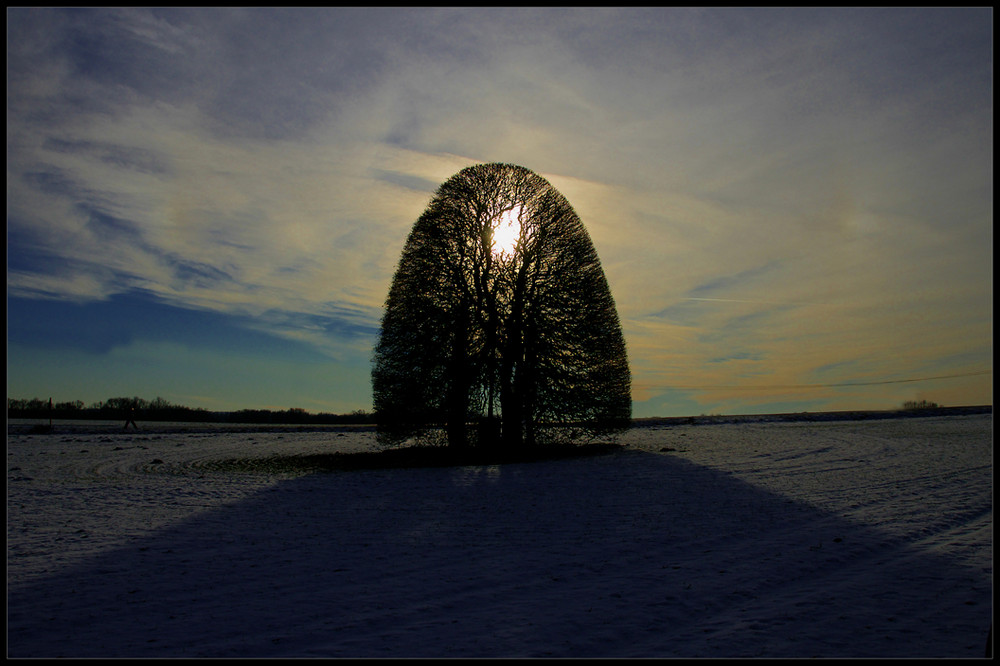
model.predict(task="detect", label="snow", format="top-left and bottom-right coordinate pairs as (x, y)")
top-left (7, 414), bottom-right (992, 658)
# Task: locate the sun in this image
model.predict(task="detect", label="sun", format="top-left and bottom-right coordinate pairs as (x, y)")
top-left (491, 206), bottom-right (522, 257)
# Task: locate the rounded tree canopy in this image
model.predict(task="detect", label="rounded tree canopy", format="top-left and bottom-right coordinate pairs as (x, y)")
top-left (373, 163), bottom-right (630, 448)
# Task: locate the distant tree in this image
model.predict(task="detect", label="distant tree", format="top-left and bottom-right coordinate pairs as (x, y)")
top-left (149, 396), bottom-right (173, 411)
top-left (373, 163), bottom-right (631, 449)
top-left (902, 399), bottom-right (941, 410)
top-left (103, 396), bottom-right (147, 413)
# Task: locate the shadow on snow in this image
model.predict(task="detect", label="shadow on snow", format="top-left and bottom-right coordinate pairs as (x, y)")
top-left (7, 450), bottom-right (992, 658)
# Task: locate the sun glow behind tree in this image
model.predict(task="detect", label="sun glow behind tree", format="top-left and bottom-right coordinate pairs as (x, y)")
top-left (491, 206), bottom-right (522, 257)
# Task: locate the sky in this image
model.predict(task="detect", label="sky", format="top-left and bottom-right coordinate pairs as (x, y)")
top-left (7, 7), bottom-right (993, 418)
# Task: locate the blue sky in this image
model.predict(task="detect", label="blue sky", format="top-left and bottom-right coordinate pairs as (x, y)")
top-left (7, 8), bottom-right (992, 416)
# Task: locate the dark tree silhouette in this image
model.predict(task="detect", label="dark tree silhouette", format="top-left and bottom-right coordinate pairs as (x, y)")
top-left (372, 163), bottom-right (630, 448)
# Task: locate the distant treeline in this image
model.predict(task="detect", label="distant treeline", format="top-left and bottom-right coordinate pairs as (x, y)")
top-left (7, 396), bottom-right (376, 425)
top-left (8, 396), bottom-right (989, 427)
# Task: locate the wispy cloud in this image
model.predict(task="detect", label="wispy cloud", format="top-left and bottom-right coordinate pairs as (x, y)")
top-left (6, 8), bottom-right (992, 414)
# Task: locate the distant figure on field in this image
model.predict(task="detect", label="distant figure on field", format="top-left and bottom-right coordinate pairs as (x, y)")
top-left (124, 406), bottom-right (139, 430)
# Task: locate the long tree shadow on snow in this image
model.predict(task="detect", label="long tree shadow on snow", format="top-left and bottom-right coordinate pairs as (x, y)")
top-left (7, 450), bottom-right (991, 658)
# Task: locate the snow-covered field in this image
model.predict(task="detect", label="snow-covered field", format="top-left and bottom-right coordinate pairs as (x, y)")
top-left (7, 414), bottom-right (992, 658)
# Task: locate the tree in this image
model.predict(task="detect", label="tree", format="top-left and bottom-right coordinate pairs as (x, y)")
top-left (372, 163), bottom-right (631, 449)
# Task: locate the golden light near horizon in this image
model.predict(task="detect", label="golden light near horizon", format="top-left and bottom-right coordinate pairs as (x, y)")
top-left (491, 206), bottom-right (522, 257)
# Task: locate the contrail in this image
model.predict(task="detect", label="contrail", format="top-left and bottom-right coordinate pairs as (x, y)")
top-left (683, 297), bottom-right (839, 307)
